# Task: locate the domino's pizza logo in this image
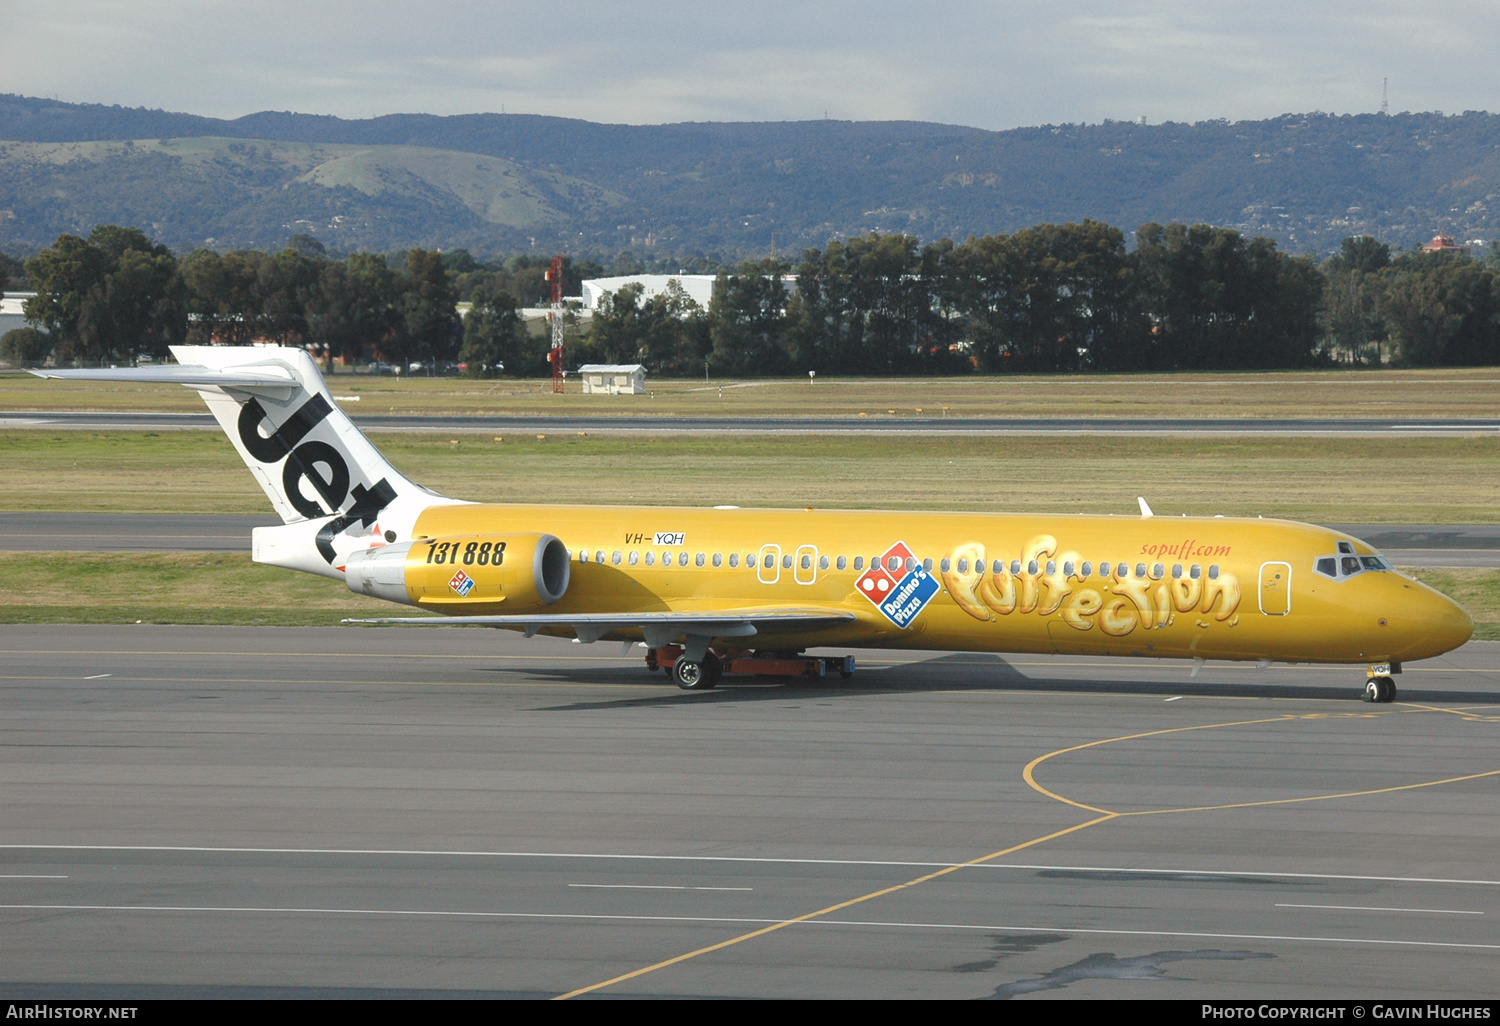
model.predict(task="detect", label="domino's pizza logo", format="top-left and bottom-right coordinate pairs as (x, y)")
top-left (856, 541), bottom-right (940, 629)
top-left (449, 569), bottom-right (476, 597)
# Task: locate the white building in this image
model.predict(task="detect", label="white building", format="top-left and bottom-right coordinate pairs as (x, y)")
top-left (577, 363), bottom-right (647, 395)
top-left (580, 275), bottom-right (718, 311)
top-left (0, 293), bottom-right (41, 337)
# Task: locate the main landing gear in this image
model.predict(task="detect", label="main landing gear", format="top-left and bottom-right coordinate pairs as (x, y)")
top-left (647, 646), bottom-right (856, 691)
top-left (1363, 662), bottom-right (1400, 703)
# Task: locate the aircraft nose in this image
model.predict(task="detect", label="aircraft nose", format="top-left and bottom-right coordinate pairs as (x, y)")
top-left (1396, 585), bottom-right (1473, 660)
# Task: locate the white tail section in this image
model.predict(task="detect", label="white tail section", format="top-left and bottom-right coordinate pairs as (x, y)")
top-left (169, 345), bottom-right (462, 575)
top-left (32, 346), bottom-right (464, 577)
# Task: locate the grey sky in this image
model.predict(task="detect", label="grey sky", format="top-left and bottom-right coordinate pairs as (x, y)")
top-left (4, 1), bottom-right (1496, 129)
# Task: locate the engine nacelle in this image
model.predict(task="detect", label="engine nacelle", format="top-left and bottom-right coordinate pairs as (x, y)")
top-left (344, 532), bottom-right (570, 612)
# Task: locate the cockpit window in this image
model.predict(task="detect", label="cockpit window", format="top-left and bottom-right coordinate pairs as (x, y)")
top-left (1361, 555), bottom-right (1390, 571)
top-left (1340, 556), bottom-right (1361, 576)
top-left (1337, 541), bottom-right (1355, 555)
top-left (1316, 556), bottom-right (1337, 578)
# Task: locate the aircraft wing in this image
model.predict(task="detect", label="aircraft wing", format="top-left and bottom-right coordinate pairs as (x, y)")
top-left (344, 607), bottom-right (859, 646)
top-left (29, 364), bottom-right (300, 398)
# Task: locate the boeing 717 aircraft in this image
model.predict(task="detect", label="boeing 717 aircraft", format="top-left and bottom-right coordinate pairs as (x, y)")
top-left (35, 345), bottom-right (1473, 702)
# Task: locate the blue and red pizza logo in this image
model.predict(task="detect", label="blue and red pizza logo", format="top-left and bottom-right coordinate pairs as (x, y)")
top-left (856, 541), bottom-right (939, 628)
top-left (449, 569), bottom-right (476, 597)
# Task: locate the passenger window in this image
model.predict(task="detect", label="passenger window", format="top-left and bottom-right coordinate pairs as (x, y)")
top-left (993, 560), bottom-right (1004, 574)
top-left (783, 554), bottom-right (793, 569)
top-left (922, 558), bottom-right (933, 572)
top-left (836, 556), bottom-right (847, 570)
top-left (1080, 561), bottom-right (1092, 578)
top-left (1099, 562), bottom-right (1111, 577)
top-left (887, 556), bottom-right (900, 572)
top-left (1152, 563), bottom-right (1164, 579)
top-left (746, 553), bottom-right (755, 567)
top-left (645, 552), bottom-right (655, 566)
top-left (695, 552), bottom-right (705, 567)
top-left (819, 555), bottom-right (829, 570)
top-left (613, 551), bottom-right (623, 565)
top-left (596, 550), bottom-right (605, 564)
top-left (764, 553), bottom-right (775, 569)
top-left (1171, 564), bottom-right (1182, 578)
top-left (1045, 561), bottom-right (1056, 575)
top-left (1011, 560), bottom-right (1022, 575)
top-left (854, 556), bottom-right (865, 571)
top-left (1027, 560), bottom-right (1039, 575)
top-left (1135, 563), bottom-right (1147, 578)
top-left (800, 554), bottom-right (811, 570)
top-left (952, 558), bottom-right (963, 573)
top-left (1208, 565), bottom-right (1220, 580)
top-left (1062, 561), bottom-right (1074, 576)
top-left (679, 552), bottom-right (689, 567)
top-left (712, 553), bottom-right (722, 567)
top-left (1190, 564), bottom-right (1201, 579)
top-left (1316, 557), bottom-right (1337, 577)
top-left (578, 550), bottom-right (588, 563)
top-left (729, 553), bottom-right (738, 568)
top-left (629, 551), bottom-right (640, 565)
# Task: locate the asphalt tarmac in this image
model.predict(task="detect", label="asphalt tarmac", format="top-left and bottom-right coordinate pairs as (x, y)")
top-left (6, 514), bottom-right (1500, 566)
top-left (5, 410), bottom-right (1500, 435)
top-left (2, 625), bottom-right (1497, 999)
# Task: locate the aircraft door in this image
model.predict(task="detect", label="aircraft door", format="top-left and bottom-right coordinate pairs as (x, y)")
top-left (1259, 562), bottom-right (1292, 615)
top-left (757, 544), bottom-right (781, 585)
top-left (794, 545), bottom-right (818, 585)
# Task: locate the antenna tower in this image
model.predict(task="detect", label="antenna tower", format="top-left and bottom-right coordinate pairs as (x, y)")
top-left (1381, 78), bottom-right (1389, 115)
top-left (546, 256), bottom-right (565, 394)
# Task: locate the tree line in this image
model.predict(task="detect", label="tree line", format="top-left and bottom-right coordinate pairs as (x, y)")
top-left (4, 222), bottom-right (1499, 374)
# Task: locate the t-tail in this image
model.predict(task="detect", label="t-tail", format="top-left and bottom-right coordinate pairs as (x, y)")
top-left (31, 345), bottom-right (463, 579)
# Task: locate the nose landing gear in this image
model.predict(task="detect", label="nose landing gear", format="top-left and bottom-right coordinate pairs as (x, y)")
top-left (1364, 662), bottom-right (1399, 703)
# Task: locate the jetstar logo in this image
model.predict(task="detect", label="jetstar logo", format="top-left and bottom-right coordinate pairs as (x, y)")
top-left (856, 541), bottom-right (939, 629)
top-left (235, 395), bottom-right (396, 564)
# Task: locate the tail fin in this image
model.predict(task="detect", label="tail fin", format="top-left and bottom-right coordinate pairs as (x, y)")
top-left (33, 345), bottom-right (461, 575)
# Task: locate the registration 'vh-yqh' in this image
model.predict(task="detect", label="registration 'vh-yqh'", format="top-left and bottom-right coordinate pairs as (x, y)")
top-left (36, 346), bottom-right (1473, 700)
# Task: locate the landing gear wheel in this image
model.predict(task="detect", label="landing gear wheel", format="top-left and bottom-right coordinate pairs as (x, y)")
top-left (673, 653), bottom-right (720, 691)
top-left (1364, 679), bottom-right (1380, 703)
top-left (1364, 676), bottom-right (1396, 703)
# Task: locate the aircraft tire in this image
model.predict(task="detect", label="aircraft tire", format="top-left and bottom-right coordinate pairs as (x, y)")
top-left (1377, 676), bottom-right (1397, 703)
top-left (1364, 679), bottom-right (1380, 703)
top-left (673, 657), bottom-right (718, 691)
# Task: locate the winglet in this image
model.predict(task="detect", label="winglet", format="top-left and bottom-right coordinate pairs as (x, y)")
top-left (1138, 497), bottom-right (1154, 518)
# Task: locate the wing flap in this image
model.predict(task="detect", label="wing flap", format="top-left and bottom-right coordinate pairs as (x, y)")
top-left (343, 607), bottom-right (858, 646)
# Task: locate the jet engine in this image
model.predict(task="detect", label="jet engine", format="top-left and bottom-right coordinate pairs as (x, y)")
top-left (344, 532), bottom-right (570, 612)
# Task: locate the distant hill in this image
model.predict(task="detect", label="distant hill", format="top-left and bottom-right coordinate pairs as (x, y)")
top-left (1, 94), bottom-right (1497, 258)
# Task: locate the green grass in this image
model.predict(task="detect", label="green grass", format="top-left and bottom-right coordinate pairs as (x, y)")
top-left (7, 365), bottom-right (1500, 420)
top-left (4, 429), bottom-right (1500, 523)
top-left (0, 552), bottom-right (403, 626)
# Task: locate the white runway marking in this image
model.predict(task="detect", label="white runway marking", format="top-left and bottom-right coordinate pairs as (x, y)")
top-left (1164, 696), bottom-right (1183, 702)
top-left (0, 875), bottom-right (68, 879)
top-left (3, 903), bottom-right (1497, 952)
top-left (1277, 903), bottom-right (1482, 915)
top-left (82, 673), bottom-right (111, 680)
top-left (6, 845), bottom-right (1500, 888)
top-left (569, 884), bottom-right (753, 892)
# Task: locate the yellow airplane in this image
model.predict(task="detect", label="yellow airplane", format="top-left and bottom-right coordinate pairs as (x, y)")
top-left (35, 345), bottom-right (1473, 702)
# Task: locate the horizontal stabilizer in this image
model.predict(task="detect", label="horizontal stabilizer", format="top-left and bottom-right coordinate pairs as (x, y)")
top-left (29, 364), bottom-right (299, 398)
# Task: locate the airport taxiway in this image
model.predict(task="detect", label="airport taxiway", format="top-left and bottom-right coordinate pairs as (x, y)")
top-left (2, 625), bottom-right (1497, 999)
